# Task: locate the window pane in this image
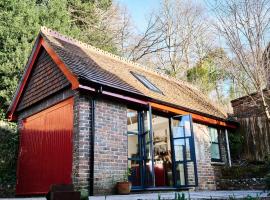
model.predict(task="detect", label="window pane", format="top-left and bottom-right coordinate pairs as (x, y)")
top-left (174, 139), bottom-right (185, 161)
top-left (145, 143), bottom-right (151, 159)
top-left (128, 134), bottom-right (139, 158)
top-left (152, 115), bottom-right (173, 187)
top-left (184, 118), bottom-right (191, 137)
top-left (209, 127), bottom-right (218, 143)
top-left (185, 138), bottom-right (191, 160)
top-left (172, 126), bottom-right (184, 138)
top-left (172, 119), bottom-right (184, 138)
top-left (172, 116), bottom-right (191, 138)
top-left (143, 111), bottom-right (150, 132)
top-left (186, 162), bottom-right (195, 186)
top-left (145, 159), bottom-right (154, 186)
top-left (211, 143), bottom-right (221, 160)
top-left (127, 109), bottom-right (138, 133)
top-left (128, 160), bottom-right (141, 186)
top-left (175, 163), bottom-right (185, 186)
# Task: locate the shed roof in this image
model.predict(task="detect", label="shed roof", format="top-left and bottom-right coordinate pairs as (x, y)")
top-left (40, 27), bottom-right (227, 119)
top-left (8, 27), bottom-right (228, 121)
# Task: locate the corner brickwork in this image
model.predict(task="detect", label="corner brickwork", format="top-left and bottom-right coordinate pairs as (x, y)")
top-left (93, 98), bottom-right (127, 195)
top-left (193, 123), bottom-right (228, 190)
top-left (72, 91), bottom-right (92, 191)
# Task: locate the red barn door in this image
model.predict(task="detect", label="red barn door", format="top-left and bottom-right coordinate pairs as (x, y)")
top-left (16, 98), bottom-right (74, 195)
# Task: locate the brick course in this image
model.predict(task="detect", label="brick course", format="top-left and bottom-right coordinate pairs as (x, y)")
top-left (93, 98), bottom-right (127, 195)
top-left (72, 91), bottom-right (92, 191)
top-left (193, 123), bottom-right (228, 190)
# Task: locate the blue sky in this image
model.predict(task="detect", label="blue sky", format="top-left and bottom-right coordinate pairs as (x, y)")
top-left (116, 0), bottom-right (210, 32)
top-left (116, 0), bottom-right (161, 32)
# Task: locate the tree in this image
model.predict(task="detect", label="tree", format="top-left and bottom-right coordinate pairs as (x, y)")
top-left (67, 0), bottom-right (119, 52)
top-left (124, 0), bottom-right (214, 79)
top-left (0, 0), bottom-right (120, 119)
top-left (209, 0), bottom-right (270, 120)
top-left (187, 49), bottom-right (229, 100)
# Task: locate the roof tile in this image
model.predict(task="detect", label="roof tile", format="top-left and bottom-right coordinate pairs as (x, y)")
top-left (40, 27), bottom-right (227, 119)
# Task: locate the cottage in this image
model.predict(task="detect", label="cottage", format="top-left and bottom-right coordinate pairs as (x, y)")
top-left (7, 27), bottom-right (237, 195)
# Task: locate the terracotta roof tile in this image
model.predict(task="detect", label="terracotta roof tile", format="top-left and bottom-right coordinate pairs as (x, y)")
top-left (40, 27), bottom-right (227, 119)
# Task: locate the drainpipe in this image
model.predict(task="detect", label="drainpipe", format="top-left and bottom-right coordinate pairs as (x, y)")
top-left (89, 98), bottom-right (95, 195)
top-left (225, 129), bottom-right (232, 167)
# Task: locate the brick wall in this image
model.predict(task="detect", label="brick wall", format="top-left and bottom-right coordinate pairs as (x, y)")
top-left (93, 98), bottom-right (127, 195)
top-left (193, 123), bottom-right (228, 190)
top-left (72, 91), bottom-right (92, 191)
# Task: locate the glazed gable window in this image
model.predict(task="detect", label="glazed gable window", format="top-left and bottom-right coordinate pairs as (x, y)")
top-left (209, 127), bottom-right (221, 162)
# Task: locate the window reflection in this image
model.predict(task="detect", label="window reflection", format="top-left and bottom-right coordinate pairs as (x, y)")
top-left (209, 127), bottom-right (221, 161)
top-left (127, 109), bottom-right (141, 186)
top-left (128, 160), bottom-right (141, 186)
top-left (152, 115), bottom-right (173, 187)
top-left (127, 109), bottom-right (138, 133)
top-left (172, 116), bottom-right (191, 137)
top-left (128, 134), bottom-right (139, 158)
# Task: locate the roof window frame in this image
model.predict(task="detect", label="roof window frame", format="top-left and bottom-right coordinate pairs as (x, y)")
top-left (131, 71), bottom-right (163, 94)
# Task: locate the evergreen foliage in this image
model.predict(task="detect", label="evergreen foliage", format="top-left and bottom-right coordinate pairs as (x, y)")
top-left (186, 49), bottom-right (228, 94)
top-left (0, 121), bottom-right (18, 197)
top-left (0, 0), bottom-right (114, 118)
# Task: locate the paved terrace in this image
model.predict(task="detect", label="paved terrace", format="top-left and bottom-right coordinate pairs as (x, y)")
top-left (0, 190), bottom-right (269, 200)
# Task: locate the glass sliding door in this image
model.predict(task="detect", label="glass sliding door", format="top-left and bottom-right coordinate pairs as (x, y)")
top-left (128, 109), bottom-right (198, 189)
top-left (171, 115), bottom-right (198, 187)
top-left (152, 115), bottom-right (173, 187)
top-left (127, 109), bottom-right (143, 188)
top-left (127, 109), bottom-right (154, 188)
top-left (142, 110), bottom-right (154, 187)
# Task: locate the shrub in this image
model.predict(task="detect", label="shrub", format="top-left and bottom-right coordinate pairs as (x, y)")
top-left (265, 173), bottom-right (270, 190)
top-left (0, 121), bottom-right (18, 197)
top-left (80, 189), bottom-right (89, 200)
top-left (228, 131), bottom-right (244, 161)
top-left (265, 157), bottom-right (270, 190)
top-left (221, 165), bottom-right (268, 179)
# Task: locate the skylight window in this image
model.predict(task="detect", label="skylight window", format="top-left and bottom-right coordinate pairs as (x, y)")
top-left (131, 72), bottom-right (163, 94)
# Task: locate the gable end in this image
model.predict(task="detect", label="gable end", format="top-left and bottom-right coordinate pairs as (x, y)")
top-left (17, 47), bottom-right (70, 112)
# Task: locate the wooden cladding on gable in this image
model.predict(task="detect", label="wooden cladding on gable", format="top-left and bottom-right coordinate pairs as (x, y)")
top-left (17, 48), bottom-right (70, 111)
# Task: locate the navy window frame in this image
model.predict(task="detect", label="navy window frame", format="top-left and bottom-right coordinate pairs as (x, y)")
top-left (209, 127), bottom-right (222, 162)
top-left (127, 107), bottom-right (198, 190)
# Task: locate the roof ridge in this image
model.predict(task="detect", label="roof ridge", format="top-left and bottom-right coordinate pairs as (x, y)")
top-left (40, 27), bottom-right (197, 88)
top-left (40, 26), bottom-right (226, 116)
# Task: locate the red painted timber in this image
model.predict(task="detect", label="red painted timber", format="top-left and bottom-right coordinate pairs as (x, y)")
top-left (16, 98), bottom-right (74, 195)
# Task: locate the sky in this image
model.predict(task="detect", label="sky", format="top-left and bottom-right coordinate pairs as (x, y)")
top-left (116, 0), bottom-right (211, 32)
top-left (116, 0), bottom-right (161, 32)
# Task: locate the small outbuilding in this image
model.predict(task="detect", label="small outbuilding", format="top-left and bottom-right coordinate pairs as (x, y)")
top-left (8, 27), bottom-right (237, 195)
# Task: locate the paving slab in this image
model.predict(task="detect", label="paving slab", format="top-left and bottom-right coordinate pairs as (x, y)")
top-left (88, 190), bottom-right (269, 200)
top-left (0, 190), bottom-right (269, 200)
